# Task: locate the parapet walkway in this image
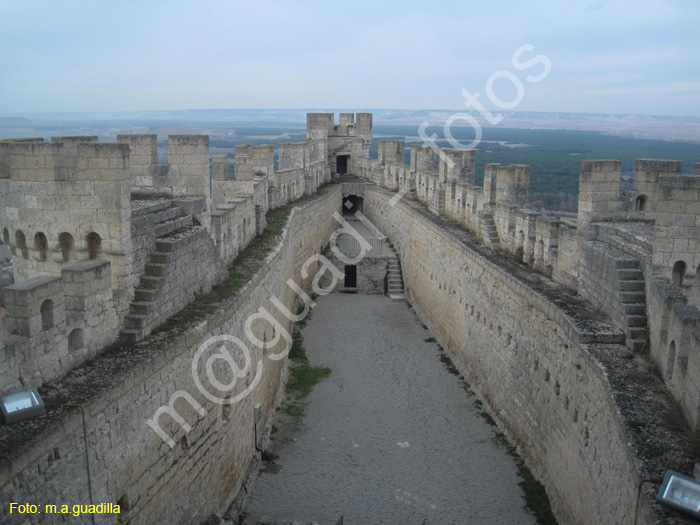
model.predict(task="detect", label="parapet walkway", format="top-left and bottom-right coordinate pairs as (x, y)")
top-left (244, 294), bottom-right (536, 524)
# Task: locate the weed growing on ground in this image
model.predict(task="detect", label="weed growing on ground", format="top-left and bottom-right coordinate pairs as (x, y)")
top-left (276, 314), bottom-right (331, 436)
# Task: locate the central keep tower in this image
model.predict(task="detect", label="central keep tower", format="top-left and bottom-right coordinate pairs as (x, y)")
top-left (306, 112), bottom-right (373, 178)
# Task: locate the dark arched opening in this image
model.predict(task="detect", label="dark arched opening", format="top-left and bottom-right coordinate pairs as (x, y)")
top-left (41, 299), bottom-right (54, 330)
top-left (34, 232), bottom-right (48, 261)
top-left (86, 232), bottom-right (102, 260)
top-left (343, 195), bottom-right (363, 216)
top-left (15, 230), bottom-right (28, 259)
top-left (672, 260), bottom-right (687, 287)
top-left (635, 195), bottom-right (647, 212)
top-left (58, 232), bottom-right (74, 262)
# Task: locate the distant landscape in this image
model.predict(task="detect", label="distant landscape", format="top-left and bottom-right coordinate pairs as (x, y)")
top-left (2, 108), bottom-right (699, 211)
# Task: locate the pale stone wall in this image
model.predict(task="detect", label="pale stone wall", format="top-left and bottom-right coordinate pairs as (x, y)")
top-left (577, 160), bottom-right (623, 230)
top-left (0, 140), bottom-right (134, 290)
top-left (361, 184), bottom-right (695, 525)
top-left (648, 278), bottom-right (700, 430)
top-left (652, 175), bottom-right (700, 278)
top-left (318, 253), bottom-right (387, 294)
top-left (0, 185), bottom-right (342, 525)
top-left (2, 260), bottom-right (125, 392)
top-left (126, 226), bottom-right (227, 340)
top-left (632, 159), bottom-right (682, 214)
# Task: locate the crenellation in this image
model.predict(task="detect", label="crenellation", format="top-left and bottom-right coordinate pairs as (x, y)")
top-left (306, 112), bottom-right (334, 136)
top-left (278, 142), bottom-right (306, 171)
top-left (438, 148), bottom-right (475, 184)
top-left (211, 154), bottom-right (230, 181)
top-left (1, 112), bottom-right (699, 525)
top-left (577, 159), bottom-right (623, 229)
top-left (632, 158), bottom-right (682, 214)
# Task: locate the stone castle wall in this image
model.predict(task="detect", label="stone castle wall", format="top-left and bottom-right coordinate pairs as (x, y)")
top-left (361, 185), bottom-right (695, 525)
top-left (359, 139), bottom-right (700, 434)
top-left (0, 185), bottom-right (342, 525)
top-left (2, 112), bottom-right (700, 524)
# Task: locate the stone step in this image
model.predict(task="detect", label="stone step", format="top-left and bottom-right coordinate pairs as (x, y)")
top-left (620, 291), bottom-right (646, 304)
top-left (124, 313), bottom-right (148, 330)
top-left (389, 293), bottom-right (407, 301)
top-left (618, 268), bottom-right (644, 280)
top-left (155, 215), bottom-right (193, 238)
top-left (135, 288), bottom-right (159, 302)
top-left (624, 303), bottom-right (646, 316)
top-left (614, 259), bottom-right (639, 269)
top-left (151, 251), bottom-right (173, 264)
top-left (625, 315), bottom-right (647, 328)
top-left (145, 263), bottom-right (167, 277)
top-left (627, 327), bottom-right (649, 340)
top-left (119, 328), bottom-right (145, 343)
top-left (141, 205), bottom-right (180, 225)
top-left (619, 280), bottom-right (645, 292)
top-left (130, 301), bottom-right (154, 315)
top-left (131, 199), bottom-right (172, 218)
top-left (140, 275), bottom-right (164, 290)
top-left (155, 239), bottom-right (177, 253)
top-left (629, 339), bottom-right (648, 353)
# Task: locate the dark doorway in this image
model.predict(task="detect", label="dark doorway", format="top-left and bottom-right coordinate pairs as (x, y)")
top-left (336, 155), bottom-right (349, 175)
top-left (343, 195), bottom-right (363, 216)
top-left (344, 265), bottom-right (357, 287)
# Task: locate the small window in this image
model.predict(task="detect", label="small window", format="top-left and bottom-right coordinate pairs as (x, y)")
top-left (58, 232), bottom-right (74, 262)
top-left (68, 329), bottom-right (84, 351)
top-left (15, 230), bottom-right (28, 259)
top-left (635, 195), bottom-right (647, 212)
top-left (672, 260), bottom-right (687, 287)
top-left (86, 232), bottom-right (101, 260)
top-left (41, 299), bottom-right (54, 330)
top-left (34, 232), bottom-right (48, 261)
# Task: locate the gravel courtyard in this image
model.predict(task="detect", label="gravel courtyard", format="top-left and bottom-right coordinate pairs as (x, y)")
top-left (244, 294), bottom-right (537, 525)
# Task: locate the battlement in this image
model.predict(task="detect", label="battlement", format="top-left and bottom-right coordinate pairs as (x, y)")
top-left (0, 138), bottom-right (129, 183)
top-left (1, 112), bottom-right (699, 525)
top-left (278, 141), bottom-right (307, 171)
top-left (306, 112), bottom-right (373, 138)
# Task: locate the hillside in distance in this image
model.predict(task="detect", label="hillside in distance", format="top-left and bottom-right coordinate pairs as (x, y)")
top-left (1, 108), bottom-right (698, 211)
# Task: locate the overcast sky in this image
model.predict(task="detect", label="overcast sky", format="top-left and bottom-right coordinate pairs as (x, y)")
top-left (0, 0), bottom-right (698, 116)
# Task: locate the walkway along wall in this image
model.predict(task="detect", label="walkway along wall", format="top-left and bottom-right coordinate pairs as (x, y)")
top-left (0, 184), bottom-right (342, 525)
top-left (361, 184), bottom-right (696, 525)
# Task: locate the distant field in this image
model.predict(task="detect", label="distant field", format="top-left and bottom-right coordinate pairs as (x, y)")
top-left (371, 125), bottom-right (700, 195)
top-left (4, 115), bottom-right (698, 201)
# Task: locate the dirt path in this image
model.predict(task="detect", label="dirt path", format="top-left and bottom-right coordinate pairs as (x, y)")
top-left (244, 294), bottom-right (537, 525)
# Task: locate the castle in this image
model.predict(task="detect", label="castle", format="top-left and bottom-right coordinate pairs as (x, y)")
top-left (0, 112), bottom-right (699, 524)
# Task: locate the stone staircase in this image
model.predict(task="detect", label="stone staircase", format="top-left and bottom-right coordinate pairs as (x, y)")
top-left (387, 250), bottom-right (406, 301)
top-left (120, 201), bottom-right (194, 343)
top-left (616, 260), bottom-right (649, 353)
top-left (479, 211), bottom-right (501, 249)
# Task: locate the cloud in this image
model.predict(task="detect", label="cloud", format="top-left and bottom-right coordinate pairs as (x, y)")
top-left (0, 0), bottom-right (698, 115)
